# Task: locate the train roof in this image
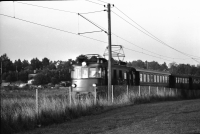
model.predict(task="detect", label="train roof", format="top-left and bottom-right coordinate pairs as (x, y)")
top-left (134, 68), bottom-right (171, 75)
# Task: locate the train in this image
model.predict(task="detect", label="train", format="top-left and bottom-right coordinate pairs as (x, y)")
top-left (70, 54), bottom-right (200, 98)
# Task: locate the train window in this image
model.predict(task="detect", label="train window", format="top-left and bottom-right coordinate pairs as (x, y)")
top-left (82, 68), bottom-right (88, 78)
top-left (140, 73), bottom-right (143, 82)
top-left (113, 70), bottom-right (117, 79)
top-left (89, 68), bottom-right (101, 78)
top-left (144, 74), bottom-right (146, 82)
top-left (157, 75), bottom-right (159, 83)
top-left (176, 78), bottom-right (178, 83)
top-left (147, 74), bottom-right (149, 82)
top-left (72, 68), bottom-right (81, 78)
top-left (154, 75), bottom-right (156, 83)
top-left (119, 70), bottom-right (122, 79)
top-left (124, 72), bottom-right (127, 79)
top-left (152, 75), bottom-right (154, 82)
top-left (160, 76), bottom-right (162, 83)
top-left (162, 76), bottom-right (165, 83)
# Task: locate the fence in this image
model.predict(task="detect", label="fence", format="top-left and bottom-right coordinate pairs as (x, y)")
top-left (33, 86), bottom-right (200, 122)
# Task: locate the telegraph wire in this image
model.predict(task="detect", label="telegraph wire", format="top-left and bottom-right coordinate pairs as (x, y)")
top-left (0, 13), bottom-right (107, 44)
top-left (112, 8), bottom-right (200, 62)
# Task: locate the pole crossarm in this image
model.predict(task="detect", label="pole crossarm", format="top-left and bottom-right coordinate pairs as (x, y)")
top-left (78, 30), bottom-right (103, 35)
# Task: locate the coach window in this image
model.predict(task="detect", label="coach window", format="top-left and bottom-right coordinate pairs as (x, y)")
top-left (82, 68), bottom-right (88, 78)
top-left (157, 75), bottom-right (159, 83)
top-left (143, 74), bottom-right (146, 82)
top-left (160, 75), bottom-right (162, 83)
top-left (147, 74), bottom-right (149, 82)
top-left (119, 70), bottom-right (122, 79)
top-left (124, 72), bottom-right (127, 79)
top-left (154, 75), bottom-right (156, 83)
top-left (140, 73), bottom-right (143, 82)
top-left (113, 70), bottom-right (117, 79)
top-left (176, 77), bottom-right (178, 83)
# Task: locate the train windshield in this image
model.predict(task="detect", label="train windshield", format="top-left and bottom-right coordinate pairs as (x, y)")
top-left (71, 67), bottom-right (102, 79)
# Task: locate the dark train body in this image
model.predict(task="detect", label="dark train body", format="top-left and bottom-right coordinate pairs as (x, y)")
top-left (71, 55), bottom-right (200, 97)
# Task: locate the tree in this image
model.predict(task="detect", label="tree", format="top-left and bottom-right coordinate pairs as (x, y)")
top-left (31, 58), bottom-right (42, 70)
top-left (14, 59), bottom-right (22, 72)
top-left (22, 59), bottom-right (29, 70)
top-left (42, 57), bottom-right (50, 68)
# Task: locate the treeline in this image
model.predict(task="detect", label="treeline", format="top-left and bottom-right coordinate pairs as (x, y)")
top-left (1, 54), bottom-right (200, 85)
top-left (127, 60), bottom-right (200, 76)
top-left (0, 54), bottom-right (72, 85)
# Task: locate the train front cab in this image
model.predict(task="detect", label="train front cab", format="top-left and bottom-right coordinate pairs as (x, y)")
top-left (71, 63), bottom-right (107, 99)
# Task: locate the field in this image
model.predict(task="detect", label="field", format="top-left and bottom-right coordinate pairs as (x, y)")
top-left (1, 86), bottom-right (200, 134)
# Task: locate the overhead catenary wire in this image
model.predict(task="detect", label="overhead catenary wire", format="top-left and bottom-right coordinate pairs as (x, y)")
top-left (1, 1), bottom-right (199, 64)
top-left (13, 1), bottom-right (192, 61)
top-left (0, 13), bottom-right (187, 64)
top-left (84, 0), bottom-right (104, 6)
top-left (0, 13), bottom-right (107, 44)
top-left (112, 7), bottom-right (200, 62)
top-left (123, 47), bottom-right (171, 62)
top-left (16, 1), bottom-right (78, 14)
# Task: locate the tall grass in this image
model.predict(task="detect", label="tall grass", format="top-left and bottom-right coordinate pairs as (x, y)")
top-left (1, 87), bottom-right (200, 134)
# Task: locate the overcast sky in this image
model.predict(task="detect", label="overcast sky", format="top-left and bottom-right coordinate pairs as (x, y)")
top-left (0, 0), bottom-right (200, 66)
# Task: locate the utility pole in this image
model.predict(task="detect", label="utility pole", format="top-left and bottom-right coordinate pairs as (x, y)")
top-left (107, 3), bottom-right (112, 102)
top-left (1, 61), bottom-right (2, 86)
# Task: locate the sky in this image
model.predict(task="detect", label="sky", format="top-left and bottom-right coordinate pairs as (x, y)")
top-left (0, 0), bottom-right (200, 66)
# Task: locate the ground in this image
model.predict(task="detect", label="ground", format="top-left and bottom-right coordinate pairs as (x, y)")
top-left (18, 99), bottom-right (200, 134)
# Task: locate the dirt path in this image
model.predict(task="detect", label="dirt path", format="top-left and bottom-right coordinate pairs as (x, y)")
top-left (19, 99), bottom-right (200, 134)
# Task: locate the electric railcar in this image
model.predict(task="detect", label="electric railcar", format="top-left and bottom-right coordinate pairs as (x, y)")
top-left (70, 54), bottom-right (200, 98)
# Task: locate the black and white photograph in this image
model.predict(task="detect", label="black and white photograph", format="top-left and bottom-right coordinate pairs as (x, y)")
top-left (1, 0), bottom-right (200, 134)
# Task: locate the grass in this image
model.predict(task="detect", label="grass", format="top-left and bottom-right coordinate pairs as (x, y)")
top-left (1, 86), bottom-right (200, 134)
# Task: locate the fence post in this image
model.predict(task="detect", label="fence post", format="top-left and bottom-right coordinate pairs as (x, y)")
top-left (157, 86), bottom-right (158, 95)
top-left (149, 86), bottom-right (151, 96)
top-left (127, 85), bottom-right (129, 97)
top-left (139, 86), bottom-right (140, 96)
top-left (94, 86), bottom-right (97, 105)
top-left (35, 89), bottom-right (40, 127)
top-left (164, 87), bottom-right (165, 95)
top-left (111, 85), bottom-right (113, 103)
top-left (69, 87), bottom-right (72, 106)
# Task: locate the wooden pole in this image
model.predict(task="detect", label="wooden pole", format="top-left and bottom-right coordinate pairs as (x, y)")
top-left (139, 86), bottom-right (140, 96)
top-left (127, 85), bottom-right (129, 97)
top-left (111, 85), bottom-right (113, 103)
top-left (107, 3), bottom-right (112, 102)
top-left (94, 86), bottom-right (97, 105)
top-left (149, 86), bottom-right (150, 96)
top-left (69, 87), bottom-right (72, 106)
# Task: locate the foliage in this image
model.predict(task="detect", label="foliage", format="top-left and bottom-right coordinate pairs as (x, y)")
top-left (1, 53), bottom-right (200, 84)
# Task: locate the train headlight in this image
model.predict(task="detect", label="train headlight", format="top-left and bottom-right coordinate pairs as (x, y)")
top-left (72, 84), bottom-right (76, 88)
top-left (92, 83), bottom-right (97, 87)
